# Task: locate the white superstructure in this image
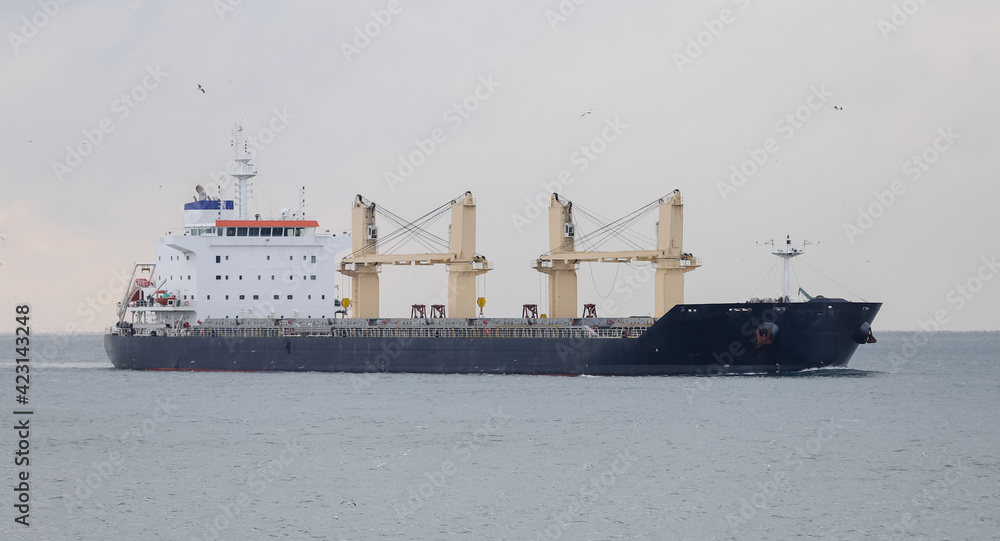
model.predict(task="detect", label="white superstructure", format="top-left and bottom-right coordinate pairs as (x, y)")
top-left (116, 124), bottom-right (351, 329)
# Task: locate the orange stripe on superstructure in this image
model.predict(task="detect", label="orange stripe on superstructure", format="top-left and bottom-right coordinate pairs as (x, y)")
top-left (216, 220), bottom-right (320, 228)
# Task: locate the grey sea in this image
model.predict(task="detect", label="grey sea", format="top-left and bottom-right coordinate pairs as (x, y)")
top-left (1, 331), bottom-right (997, 541)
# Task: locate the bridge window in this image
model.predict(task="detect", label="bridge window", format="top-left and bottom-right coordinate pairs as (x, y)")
top-left (226, 228), bottom-right (236, 236)
top-left (236, 227), bottom-right (248, 237)
top-left (260, 227), bottom-right (271, 236)
top-left (249, 228), bottom-right (259, 237)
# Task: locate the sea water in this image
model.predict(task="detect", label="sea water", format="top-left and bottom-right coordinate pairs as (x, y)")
top-left (0, 331), bottom-right (997, 540)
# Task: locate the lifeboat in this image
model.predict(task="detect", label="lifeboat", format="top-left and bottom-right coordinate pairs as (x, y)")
top-left (154, 290), bottom-right (175, 306)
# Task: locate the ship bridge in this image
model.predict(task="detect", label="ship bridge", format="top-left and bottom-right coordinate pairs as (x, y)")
top-left (115, 122), bottom-right (352, 329)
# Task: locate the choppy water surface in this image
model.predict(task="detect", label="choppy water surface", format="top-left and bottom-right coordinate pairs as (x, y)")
top-left (0, 332), bottom-right (997, 540)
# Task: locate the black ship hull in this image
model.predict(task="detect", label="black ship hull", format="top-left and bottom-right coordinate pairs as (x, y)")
top-left (105, 300), bottom-right (880, 375)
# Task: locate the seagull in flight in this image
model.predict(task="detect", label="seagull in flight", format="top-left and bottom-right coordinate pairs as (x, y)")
top-left (580, 109), bottom-right (593, 117)
top-left (197, 84), bottom-right (205, 94)
top-left (832, 106), bottom-right (843, 110)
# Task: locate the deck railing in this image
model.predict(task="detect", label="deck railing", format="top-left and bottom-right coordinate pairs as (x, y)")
top-left (108, 324), bottom-right (649, 340)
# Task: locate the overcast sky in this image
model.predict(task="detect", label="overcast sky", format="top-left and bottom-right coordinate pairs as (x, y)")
top-left (2, 0), bottom-right (998, 332)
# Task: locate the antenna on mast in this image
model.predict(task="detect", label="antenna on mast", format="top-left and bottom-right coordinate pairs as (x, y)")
top-left (231, 122), bottom-right (257, 220)
top-left (766, 235), bottom-right (812, 301)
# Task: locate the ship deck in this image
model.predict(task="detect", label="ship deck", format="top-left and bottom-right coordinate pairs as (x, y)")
top-left (108, 316), bottom-right (654, 340)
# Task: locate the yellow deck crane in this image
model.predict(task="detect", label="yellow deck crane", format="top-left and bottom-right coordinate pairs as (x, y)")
top-left (531, 190), bottom-right (700, 318)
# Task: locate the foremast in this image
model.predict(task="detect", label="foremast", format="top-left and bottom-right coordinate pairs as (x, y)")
top-left (769, 235), bottom-right (806, 302)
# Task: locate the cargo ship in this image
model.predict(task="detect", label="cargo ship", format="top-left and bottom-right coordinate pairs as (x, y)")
top-left (104, 125), bottom-right (880, 375)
